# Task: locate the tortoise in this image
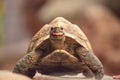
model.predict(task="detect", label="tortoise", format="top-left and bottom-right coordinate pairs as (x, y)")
top-left (13, 17), bottom-right (104, 80)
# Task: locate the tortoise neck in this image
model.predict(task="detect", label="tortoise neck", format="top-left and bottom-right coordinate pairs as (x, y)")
top-left (50, 39), bottom-right (65, 49)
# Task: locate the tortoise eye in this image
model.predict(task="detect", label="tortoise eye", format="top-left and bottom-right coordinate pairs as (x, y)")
top-left (60, 27), bottom-right (63, 30)
top-left (51, 27), bottom-right (54, 30)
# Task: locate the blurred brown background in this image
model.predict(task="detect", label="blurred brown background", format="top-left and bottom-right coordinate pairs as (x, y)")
top-left (0, 0), bottom-right (120, 77)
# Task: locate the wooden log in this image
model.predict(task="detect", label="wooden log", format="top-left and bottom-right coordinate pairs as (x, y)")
top-left (33, 73), bottom-right (113, 80)
top-left (0, 70), bottom-right (113, 80)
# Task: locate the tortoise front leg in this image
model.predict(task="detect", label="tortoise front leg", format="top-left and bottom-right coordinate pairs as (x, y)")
top-left (76, 47), bottom-right (104, 80)
top-left (13, 51), bottom-right (41, 78)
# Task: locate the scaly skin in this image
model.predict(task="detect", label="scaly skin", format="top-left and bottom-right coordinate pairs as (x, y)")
top-left (76, 47), bottom-right (104, 80)
top-left (13, 51), bottom-right (41, 78)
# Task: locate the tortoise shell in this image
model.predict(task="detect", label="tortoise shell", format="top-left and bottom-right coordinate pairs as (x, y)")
top-left (27, 17), bottom-right (92, 53)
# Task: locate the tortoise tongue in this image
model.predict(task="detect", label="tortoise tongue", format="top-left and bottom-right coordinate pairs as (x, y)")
top-left (52, 32), bottom-right (63, 36)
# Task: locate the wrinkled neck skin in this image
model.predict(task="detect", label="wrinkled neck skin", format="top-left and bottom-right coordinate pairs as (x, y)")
top-left (50, 38), bottom-right (65, 49)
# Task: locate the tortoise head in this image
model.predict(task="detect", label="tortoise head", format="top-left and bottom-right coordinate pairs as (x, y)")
top-left (50, 26), bottom-right (65, 41)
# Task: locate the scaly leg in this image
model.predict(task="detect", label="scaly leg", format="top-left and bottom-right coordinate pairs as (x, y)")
top-left (13, 51), bottom-right (41, 78)
top-left (76, 47), bottom-right (104, 80)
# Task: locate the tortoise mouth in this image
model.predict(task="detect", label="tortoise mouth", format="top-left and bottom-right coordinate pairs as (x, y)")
top-left (52, 32), bottom-right (64, 36)
top-left (50, 32), bottom-right (65, 40)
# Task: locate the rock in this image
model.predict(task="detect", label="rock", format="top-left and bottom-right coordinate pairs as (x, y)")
top-left (80, 5), bottom-right (120, 75)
